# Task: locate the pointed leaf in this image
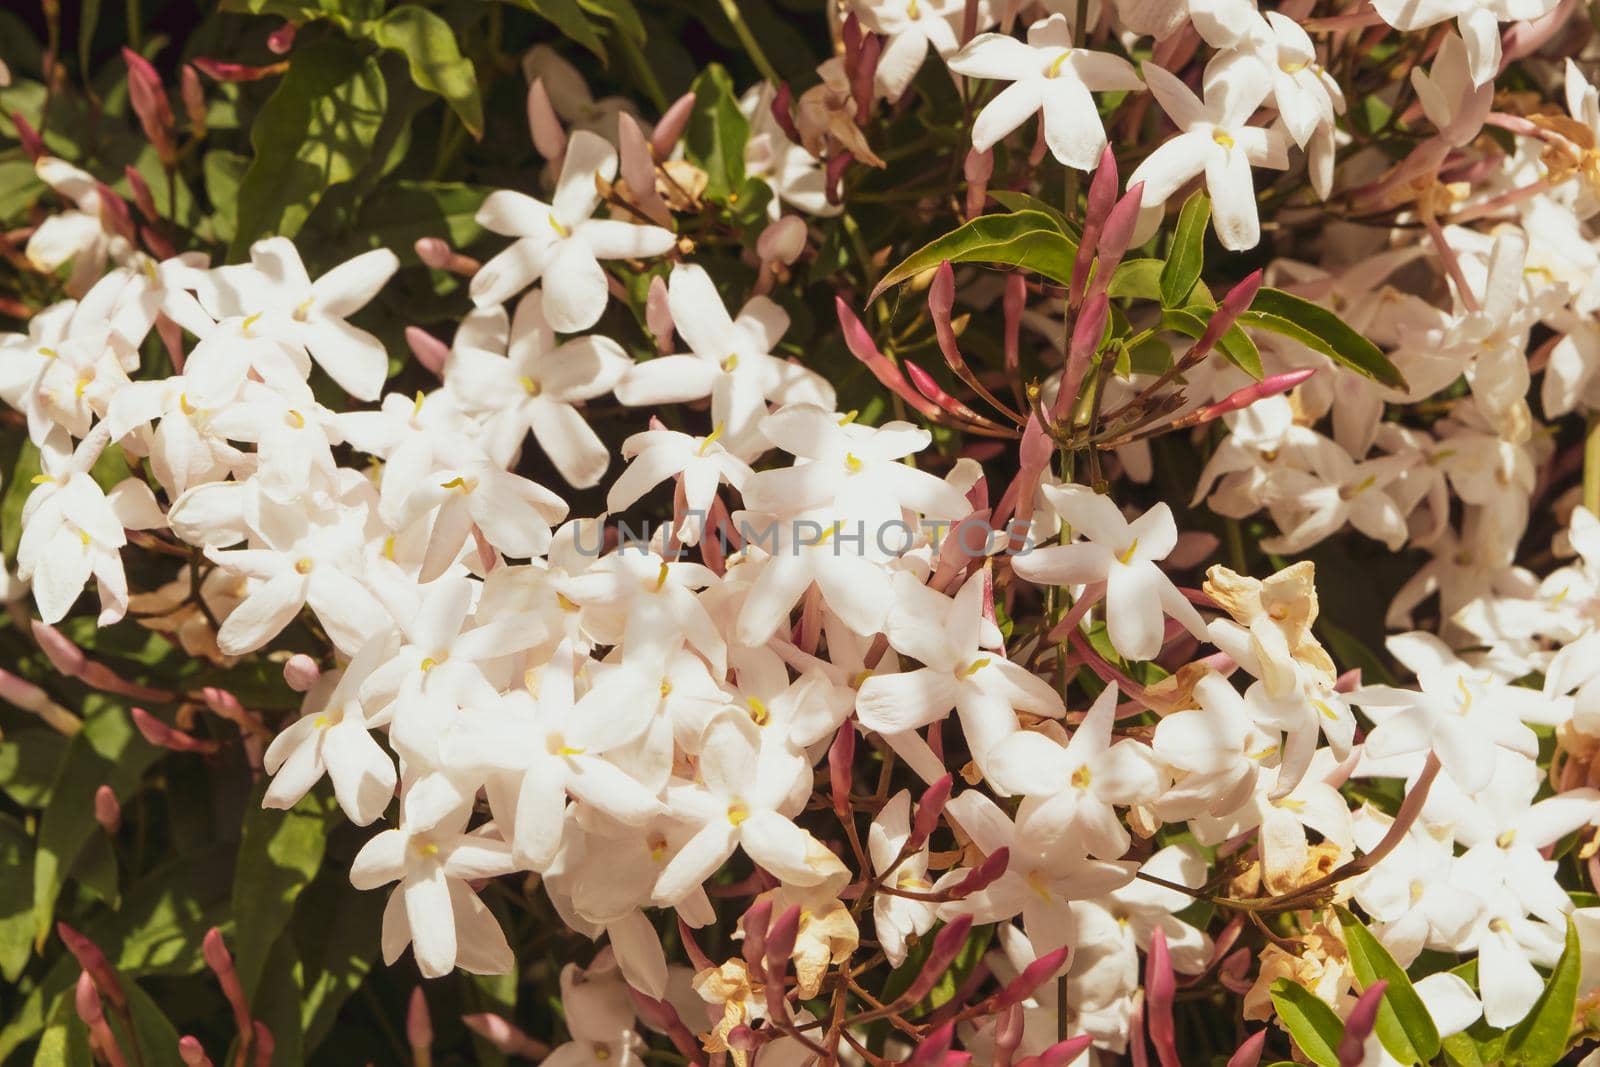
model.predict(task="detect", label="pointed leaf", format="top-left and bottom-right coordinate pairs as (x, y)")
top-left (1159, 189), bottom-right (1209, 308)
top-left (1337, 906), bottom-right (1440, 1064)
top-left (1238, 287), bottom-right (1406, 389)
top-left (1270, 979), bottom-right (1344, 1067)
top-left (870, 211), bottom-right (1079, 303)
top-left (1505, 918), bottom-right (1581, 1067)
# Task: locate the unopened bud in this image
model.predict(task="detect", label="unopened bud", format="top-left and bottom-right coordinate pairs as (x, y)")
top-left (651, 92), bottom-right (695, 159)
top-left (909, 774), bottom-right (953, 850)
top-left (266, 21), bottom-right (297, 55)
top-left (181, 65), bottom-right (207, 136)
top-left (74, 971), bottom-right (103, 1025)
top-left (123, 165), bottom-right (157, 221)
top-left (963, 147), bottom-right (993, 219)
top-left (407, 987), bottom-right (433, 1058)
top-left (757, 216), bottom-right (806, 267)
top-left (178, 1036), bottom-right (214, 1067)
top-left (526, 78), bottom-right (567, 162)
top-left (94, 785), bottom-right (120, 834)
top-left (12, 112), bottom-right (43, 160)
top-left (646, 275), bottom-right (674, 354)
top-left (405, 326), bottom-right (449, 378)
top-left (828, 723), bottom-right (855, 817)
top-left (282, 654), bottom-right (321, 692)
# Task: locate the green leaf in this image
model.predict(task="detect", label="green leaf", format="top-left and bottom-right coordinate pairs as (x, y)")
top-left (1106, 257), bottom-right (1163, 301)
top-left (1239, 287), bottom-right (1406, 389)
top-left (502, 0), bottom-right (606, 60)
top-left (1159, 189), bottom-right (1209, 308)
top-left (684, 64), bottom-right (748, 203)
top-left (986, 190), bottom-right (1074, 235)
top-left (231, 40), bottom-right (387, 258)
top-left (870, 210), bottom-right (1079, 303)
top-left (1505, 918), bottom-right (1582, 1067)
top-left (203, 149), bottom-right (249, 245)
top-left (578, 0), bottom-right (646, 45)
top-left (368, 6), bottom-right (483, 137)
top-left (3, 437), bottom-right (41, 561)
top-left (1270, 979), bottom-right (1344, 1067)
top-left (230, 784), bottom-right (336, 1003)
top-left (32, 698), bottom-right (161, 941)
top-left (0, 814), bottom-right (34, 981)
top-left (1337, 906), bottom-right (1440, 1063)
top-left (349, 180), bottom-right (491, 262)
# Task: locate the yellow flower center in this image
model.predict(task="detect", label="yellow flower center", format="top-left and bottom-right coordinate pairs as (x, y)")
top-left (746, 696), bottom-right (770, 726)
top-left (1212, 129), bottom-right (1236, 150)
top-left (1117, 538), bottom-right (1139, 565)
top-left (1047, 50), bottom-right (1073, 78)
top-left (520, 376), bottom-right (542, 397)
top-left (548, 213), bottom-right (570, 238)
top-left (698, 424), bottom-right (725, 455)
top-left (294, 557), bottom-right (314, 575)
top-left (727, 802), bottom-right (750, 826)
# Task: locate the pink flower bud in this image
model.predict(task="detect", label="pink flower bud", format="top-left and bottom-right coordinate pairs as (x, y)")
top-left (74, 970), bottom-right (104, 1025)
top-left (406, 987), bottom-right (433, 1052)
top-left (0, 666), bottom-right (80, 733)
top-left (181, 65), bottom-right (206, 136)
top-left (1227, 1030), bottom-right (1267, 1067)
top-left (991, 946), bottom-right (1070, 1010)
top-left (951, 847), bottom-right (1009, 897)
top-left (1338, 981), bottom-right (1387, 1066)
top-left (178, 1036), bottom-right (213, 1067)
top-left (757, 216), bottom-right (807, 267)
top-left (1192, 368), bottom-right (1315, 425)
top-left (1145, 927), bottom-right (1179, 1067)
top-left (33, 621), bottom-right (175, 703)
top-left (964, 147), bottom-right (993, 220)
top-left (618, 112), bottom-right (671, 226)
top-left (1017, 1035), bottom-right (1094, 1067)
top-left (651, 91), bottom-right (695, 159)
top-left (842, 14), bottom-right (865, 85)
top-left (901, 915), bottom-right (973, 1005)
top-left (251, 1022), bottom-right (274, 1067)
top-left (405, 327), bottom-right (449, 379)
top-left (1195, 269), bottom-right (1263, 355)
top-left (123, 48), bottom-right (175, 165)
top-left (837, 296), bottom-right (943, 421)
top-left (414, 237), bottom-right (453, 270)
top-left (741, 898), bottom-right (773, 976)
top-left (676, 917), bottom-right (714, 972)
top-left (132, 707), bottom-right (221, 754)
top-left (1054, 292), bottom-right (1109, 423)
top-left (203, 928), bottom-right (252, 1040)
top-left (266, 21), bottom-right (297, 55)
top-left (282, 654), bottom-right (321, 692)
top-left (828, 723), bottom-right (855, 817)
top-left (123, 165), bottom-right (157, 221)
top-left (57, 923), bottom-right (125, 1008)
top-left (852, 33), bottom-right (881, 125)
top-left (909, 773), bottom-right (953, 850)
top-left (94, 785), bottom-right (121, 834)
top-left (764, 904), bottom-right (803, 976)
top-left (526, 78), bottom-right (567, 162)
top-left (825, 151), bottom-right (853, 205)
top-left (770, 84), bottom-right (801, 145)
top-left (905, 1022), bottom-right (956, 1067)
top-left (95, 183), bottom-right (137, 243)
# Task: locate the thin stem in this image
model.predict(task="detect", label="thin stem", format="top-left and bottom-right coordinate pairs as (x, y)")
top-left (716, 0), bottom-right (780, 86)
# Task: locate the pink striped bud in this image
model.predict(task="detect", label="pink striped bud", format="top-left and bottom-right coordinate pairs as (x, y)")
top-left (407, 987), bottom-right (433, 1054)
top-left (132, 707), bottom-right (221, 754)
top-left (651, 91), bottom-right (695, 159)
top-left (951, 846), bottom-right (1009, 897)
top-left (842, 14), bottom-right (864, 86)
top-left (1194, 269), bottom-right (1263, 356)
top-left (57, 923), bottom-right (125, 1008)
top-left (94, 785), bottom-right (121, 834)
top-left (123, 165), bottom-right (157, 221)
top-left (764, 904), bottom-right (804, 1020)
top-left (123, 48), bottom-right (175, 165)
top-left (646, 275), bottom-right (674, 354)
top-left (414, 237), bottom-right (453, 270)
top-left (178, 1036), bottom-right (213, 1067)
top-left (1071, 146), bottom-right (1120, 305)
top-left (0, 666), bottom-right (80, 733)
top-left (837, 296), bottom-right (943, 421)
top-left (1054, 292), bottom-right (1108, 423)
top-left (1227, 1030), bottom-right (1267, 1067)
top-left (1145, 927), bottom-right (1179, 1067)
top-left (1192, 368), bottom-right (1315, 425)
top-left (251, 1022), bottom-right (274, 1067)
top-left (180, 65), bottom-right (206, 136)
top-left (1018, 1036), bottom-right (1094, 1067)
top-left (95, 183), bottom-right (137, 243)
top-left (741, 897), bottom-right (773, 976)
top-left (908, 774), bottom-right (953, 850)
top-left (992, 945), bottom-right (1070, 1010)
top-left (526, 78), bottom-right (567, 162)
top-left (203, 928), bottom-right (253, 1040)
top-left (34, 621), bottom-right (175, 702)
top-left (1003, 271), bottom-right (1026, 380)
top-left (905, 1022), bottom-right (956, 1067)
top-left (676, 917), bottom-right (714, 972)
top-left (905, 359), bottom-right (989, 426)
top-left (266, 22), bottom-right (297, 55)
top-left (852, 33), bottom-right (881, 125)
top-left (828, 723), bottom-right (855, 817)
top-left (74, 970), bottom-right (104, 1025)
top-left (282, 654), bottom-right (321, 692)
top-left (900, 915), bottom-right (973, 1005)
top-left (1338, 981), bottom-right (1387, 1066)
top-left (405, 327), bottom-right (449, 379)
